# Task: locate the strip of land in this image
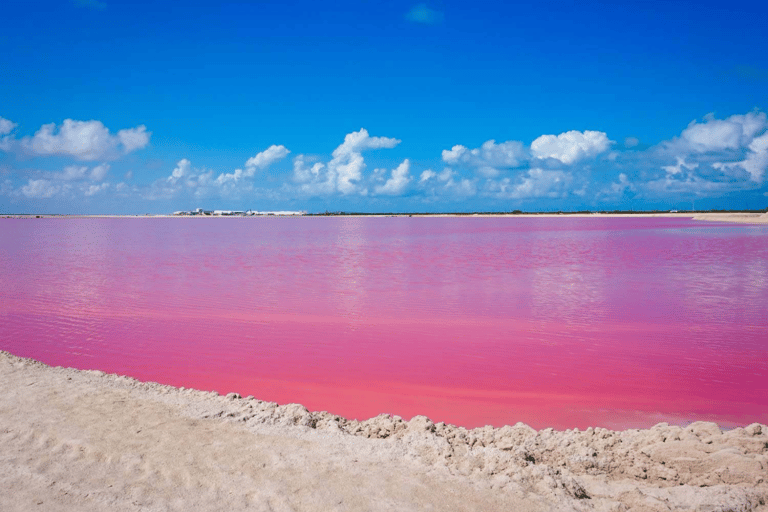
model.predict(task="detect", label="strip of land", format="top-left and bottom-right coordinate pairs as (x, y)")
top-left (2, 211), bottom-right (768, 224)
top-left (1, 351), bottom-right (766, 511)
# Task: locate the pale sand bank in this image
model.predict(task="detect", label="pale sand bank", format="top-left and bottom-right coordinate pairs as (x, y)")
top-left (1, 352), bottom-right (766, 511)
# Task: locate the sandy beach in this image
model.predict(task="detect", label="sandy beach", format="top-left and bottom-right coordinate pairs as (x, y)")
top-left (1, 351), bottom-right (766, 511)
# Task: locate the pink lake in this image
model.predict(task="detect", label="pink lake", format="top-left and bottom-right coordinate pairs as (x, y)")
top-left (1, 216), bottom-right (766, 430)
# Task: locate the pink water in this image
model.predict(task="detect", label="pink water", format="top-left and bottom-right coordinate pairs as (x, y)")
top-left (1, 216), bottom-right (766, 430)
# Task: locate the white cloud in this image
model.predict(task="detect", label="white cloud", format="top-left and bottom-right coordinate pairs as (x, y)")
top-left (117, 126), bottom-right (150, 154)
top-left (154, 152), bottom-right (287, 201)
top-left (442, 139), bottom-right (526, 176)
top-left (374, 159), bottom-right (412, 195)
top-left (167, 159), bottom-right (191, 184)
top-left (59, 165), bottom-right (89, 181)
top-left (601, 173), bottom-right (636, 197)
top-left (296, 128), bottom-right (400, 196)
top-left (643, 174), bottom-right (734, 196)
top-left (332, 128), bottom-right (400, 157)
top-left (405, 3), bottom-right (443, 24)
top-left (212, 145), bottom-right (290, 186)
top-left (215, 168), bottom-right (245, 185)
top-left (419, 167), bottom-right (478, 197)
top-left (530, 130), bottom-right (612, 164)
top-left (21, 179), bottom-right (59, 199)
top-left (488, 168), bottom-right (573, 199)
top-left (244, 145), bottom-right (290, 175)
top-left (90, 163), bottom-right (110, 181)
top-left (0, 117), bottom-right (16, 136)
top-left (21, 119), bottom-right (151, 160)
top-left (84, 182), bottom-right (109, 196)
top-left (0, 116), bottom-right (17, 151)
top-left (50, 163), bottom-right (110, 182)
top-left (419, 169), bottom-right (436, 183)
top-left (650, 110), bottom-right (768, 192)
top-left (292, 155), bottom-right (326, 184)
top-left (741, 133), bottom-right (768, 183)
top-left (712, 132), bottom-right (768, 183)
top-left (662, 156), bottom-right (698, 176)
top-left (451, 178), bottom-right (477, 196)
top-left (676, 111), bottom-right (766, 153)
top-left (334, 153), bottom-right (366, 195)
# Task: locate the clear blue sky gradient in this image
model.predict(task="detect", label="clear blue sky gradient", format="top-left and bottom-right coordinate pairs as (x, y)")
top-left (1, 0), bottom-right (767, 213)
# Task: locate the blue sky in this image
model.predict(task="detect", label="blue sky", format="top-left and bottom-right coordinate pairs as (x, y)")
top-left (1, 0), bottom-right (767, 213)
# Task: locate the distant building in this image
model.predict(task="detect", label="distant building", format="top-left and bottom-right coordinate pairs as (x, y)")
top-left (247, 210), bottom-right (306, 216)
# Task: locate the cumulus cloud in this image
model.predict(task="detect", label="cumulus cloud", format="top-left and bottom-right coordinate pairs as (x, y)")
top-left (213, 145), bottom-right (290, 186)
top-left (662, 157), bottom-right (698, 176)
top-left (167, 159), bottom-right (192, 184)
top-left (419, 169), bottom-right (436, 183)
top-left (600, 173), bottom-right (636, 198)
top-left (21, 179), bottom-right (60, 199)
top-left (442, 140), bottom-right (526, 177)
top-left (20, 119), bottom-right (150, 160)
top-left (244, 145), bottom-right (290, 174)
top-left (651, 110), bottom-right (768, 192)
top-left (84, 182), bottom-right (109, 196)
top-left (59, 165), bottom-right (89, 181)
top-left (712, 132), bottom-right (768, 183)
top-left (292, 155), bottom-right (326, 184)
top-left (418, 167), bottom-right (478, 197)
top-left (332, 128), bottom-right (400, 157)
top-left (295, 128), bottom-right (400, 196)
top-left (154, 148), bottom-right (290, 201)
top-left (90, 163), bottom-right (110, 181)
top-left (47, 163), bottom-right (109, 182)
top-left (117, 126), bottom-right (150, 153)
top-left (674, 111), bottom-right (766, 153)
top-left (487, 168), bottom-right (573, 199)
top-left (0, 116), bottom-right (18, 151)
top-left (405, 3), bottom-right (443, 24)
top-left (0, 117), bottom-right (16, 136)
top-left (374, 160), bottom-right (412, 195)
top-left (530, 130), bottom-right (612, 164)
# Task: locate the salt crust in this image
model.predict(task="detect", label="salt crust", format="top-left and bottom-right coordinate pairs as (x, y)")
top-left (1, 351), bottom-right (766, 511)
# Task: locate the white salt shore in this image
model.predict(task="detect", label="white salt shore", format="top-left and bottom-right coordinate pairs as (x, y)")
top-left (1, 351), bottom-right (766, 512)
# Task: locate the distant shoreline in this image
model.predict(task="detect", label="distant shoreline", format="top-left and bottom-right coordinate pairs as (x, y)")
top-left (2, 211), bottom-right (768, 224)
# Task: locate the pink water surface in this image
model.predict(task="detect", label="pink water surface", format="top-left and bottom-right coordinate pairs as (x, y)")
top-left (1, 216), bottom-right (766, 429)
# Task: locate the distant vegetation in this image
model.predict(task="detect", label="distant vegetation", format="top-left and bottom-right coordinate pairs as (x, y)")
top-left (306, 207), bottom-right (768, 216)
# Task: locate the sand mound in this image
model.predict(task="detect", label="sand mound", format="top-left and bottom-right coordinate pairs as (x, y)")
top-left (1, 351), bottom-right (766, 511)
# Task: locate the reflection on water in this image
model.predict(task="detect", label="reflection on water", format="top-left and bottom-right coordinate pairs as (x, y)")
top-left (1, 217), bottom-right (766, 430)
top-left (333, 217), bottom-right (368, 326)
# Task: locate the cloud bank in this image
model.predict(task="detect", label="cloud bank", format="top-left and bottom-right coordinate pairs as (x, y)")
top-left (0, 118), bottom-right (151, 161)
top-left (2, 110), bottom-right (767, 209)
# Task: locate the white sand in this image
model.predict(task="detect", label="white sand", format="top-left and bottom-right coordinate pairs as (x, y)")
top-left (1, 351), bottom-right (766, 511)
